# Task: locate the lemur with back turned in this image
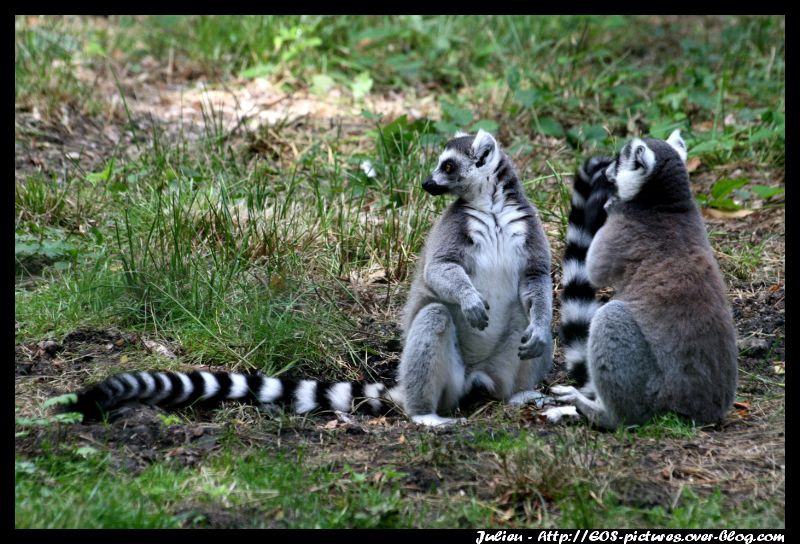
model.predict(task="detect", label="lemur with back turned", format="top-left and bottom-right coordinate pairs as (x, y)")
top-left (547, 130), bottom-right (738, 429)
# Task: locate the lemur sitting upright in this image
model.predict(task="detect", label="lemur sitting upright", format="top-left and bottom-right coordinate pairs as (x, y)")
top-left (390, 129), bottom-right (554, 426)
top-left (546, 131), bottom-right (738, 429)
top-left (56, 130), bottom-right (554, 427)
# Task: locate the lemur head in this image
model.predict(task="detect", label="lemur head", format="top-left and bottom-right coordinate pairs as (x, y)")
top-left (422, 129), bottom-right (503, 198)
top-left (604, 130), bottom-right (691, 206)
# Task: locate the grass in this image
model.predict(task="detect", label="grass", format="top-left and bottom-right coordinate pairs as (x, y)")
top-left (15, 15), bottom-right (784, 529)
top-left (16, 447), bottom-right (407, 528)
top-left (15, 414), bottom-right (784, 528)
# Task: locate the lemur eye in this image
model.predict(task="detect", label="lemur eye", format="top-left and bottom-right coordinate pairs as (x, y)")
top-left (442, 161), bottom-right (454, 174)
top-left (634, 146), bottom-right (645, 170)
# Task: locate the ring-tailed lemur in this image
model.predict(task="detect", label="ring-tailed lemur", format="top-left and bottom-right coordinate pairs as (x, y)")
top-left (56, 130), bottom-right (554, 427)
top-left (545, 130), bottom-right (738, 429)
top-left (559, 155), bottom-right (615, 394)
top-left (392, 129), bottom-right (553, 426)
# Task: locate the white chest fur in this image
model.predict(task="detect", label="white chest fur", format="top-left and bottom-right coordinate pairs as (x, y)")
top-left (464, 201), bottom-right (528, 268)
top-left (457, 200), bottom-right (529, 363)
top-left (463, 199), bottom-right (528, 305)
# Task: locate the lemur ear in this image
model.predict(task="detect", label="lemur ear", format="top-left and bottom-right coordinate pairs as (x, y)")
top-left (666, 129), bottom-right (688, 163)
top-left (454, 130), bottom-right (469, 138)
top-left (471, 129), bottom-right (497, 168)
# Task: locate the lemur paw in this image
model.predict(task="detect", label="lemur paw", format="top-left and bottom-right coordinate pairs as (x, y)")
top-left (411, 414), bottom-right (467, 427)
top-left (543, 405), bottom-right (580, 424)
top-left (508, 390), bottom-right (555, 409)
top-left (550, 385), bottom-right (581, 403)
top-left (604, 195), bottom-right (620, 211)
top-left (518, 324), bottom-right (548, 359)
top-left (461, 292), bottom-right (489, 330)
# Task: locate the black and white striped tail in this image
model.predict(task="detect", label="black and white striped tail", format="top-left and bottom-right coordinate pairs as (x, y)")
top-left (59, 370), bottom-right (394, 421)
top-left (560, 156), bottom-right (615, 387)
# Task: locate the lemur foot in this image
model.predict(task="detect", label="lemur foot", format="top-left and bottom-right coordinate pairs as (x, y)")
top-left (508, 390), bottom-right (555, 409)
top-left (543, 405), bottom-right (580, 423)
top-left (411, 414), bottom-right (467, 427)
top-left (550, 384), bottom-right (582, 403)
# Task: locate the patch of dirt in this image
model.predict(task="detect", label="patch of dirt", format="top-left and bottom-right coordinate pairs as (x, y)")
top-left (15, 327), bottom-right (131, 378)
top-left (17, 403), bottom-right (221, 474)
top-left (16, 49), bottom-right (442, 188)
top-left (14, 327), bottom-right (182, 379)
top-left (15, 326), bottom-right (218, 473)
top-left (176, 503), bottom-right (269, 529)
top-left (610, 478), bottom-right (674, 509)
top-left (731, 281), bottom-right (784, 376)
top-left (346, 314), bottom-right (403, 385)
top-left (73, 54), bottom-right (441, 141)
top-left (616, 410), bottom-right (785, 511)
top-left (15, 106), bottom-right (132, 183)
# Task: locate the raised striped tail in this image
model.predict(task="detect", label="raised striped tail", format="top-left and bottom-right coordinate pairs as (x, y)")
top-left (560, 156), bottom-right (615, 387)
top-left (58, 370), bottom-right (396, 421)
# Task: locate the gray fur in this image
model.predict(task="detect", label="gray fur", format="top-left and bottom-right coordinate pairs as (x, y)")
top-left (394, 129), bottom-right (553, 425)
top-left (549, 130), bottom-right (738, 429)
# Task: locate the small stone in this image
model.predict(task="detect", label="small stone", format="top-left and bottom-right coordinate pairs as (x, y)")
top-left (737, 337), bottom-right (770, 355)
top-left (36, 340), bottom-right (63, 356)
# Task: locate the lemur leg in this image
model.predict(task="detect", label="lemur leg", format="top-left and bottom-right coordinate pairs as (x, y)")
top-left (550, 300), bottom-right (660, 429)
top-left (547, 385), bottom-right (607, 424)
top-left (588, 300), bottom-right (661, 427)
top-left (398, 303), bottom-right (466, 427)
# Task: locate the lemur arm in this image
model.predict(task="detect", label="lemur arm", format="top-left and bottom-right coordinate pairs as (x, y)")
top-left (518, 225), bottom-right (553, 359)
top-left (519, 263), bottom-right (552, 332)
top-left (424, 260), bottom-right (479, 305)
top-left (585, 223), bottom-right (623, 288)
top-left (425, 259), bottom-right (489, 330)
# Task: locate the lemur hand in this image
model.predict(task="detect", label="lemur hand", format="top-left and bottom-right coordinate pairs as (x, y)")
top-left (461, 291), bottom-right (490, 330)
top-left (519, 323), bottom-right (548, 359)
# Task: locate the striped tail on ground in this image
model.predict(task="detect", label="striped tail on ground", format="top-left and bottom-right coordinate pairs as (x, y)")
top-left (59, 370), bottom-right (397, 421)
top-left (559, 156), bottom-right (616, 389)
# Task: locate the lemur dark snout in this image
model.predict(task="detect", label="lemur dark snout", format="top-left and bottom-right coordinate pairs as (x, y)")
top-left (422, 176), bottom-right (447, 195)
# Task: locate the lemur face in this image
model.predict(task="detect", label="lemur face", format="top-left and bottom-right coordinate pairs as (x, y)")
top-left (422, 129), bottom-right (501, 197)
top-left (604, 130), bottom-right (688, 201)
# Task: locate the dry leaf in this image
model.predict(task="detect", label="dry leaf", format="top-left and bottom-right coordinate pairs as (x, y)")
top-left (768, 282), bottom-right (783, 293)
top-left (686, 157), bottom-right (702, 173)
top-left (701, 208), bottom-right (754, 219)
top-left (398, 434), bottom-right (406, 444)
top-left (142, 338), bottom-right (177, 359)
top-left (500, 508), bottom-right (514, 522)
top-left (323, 419), bottom-right (338, 430)
top-left (347, 264), bottom-right (388, 286)
top-left (773, 362), bottom-right (785, 375)
top-left (733, 401), bottom-right (750, 410)
top-left (367, 416), bottom-right (388, 426)
top-left (693, 120), bottom-right (714, 131)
